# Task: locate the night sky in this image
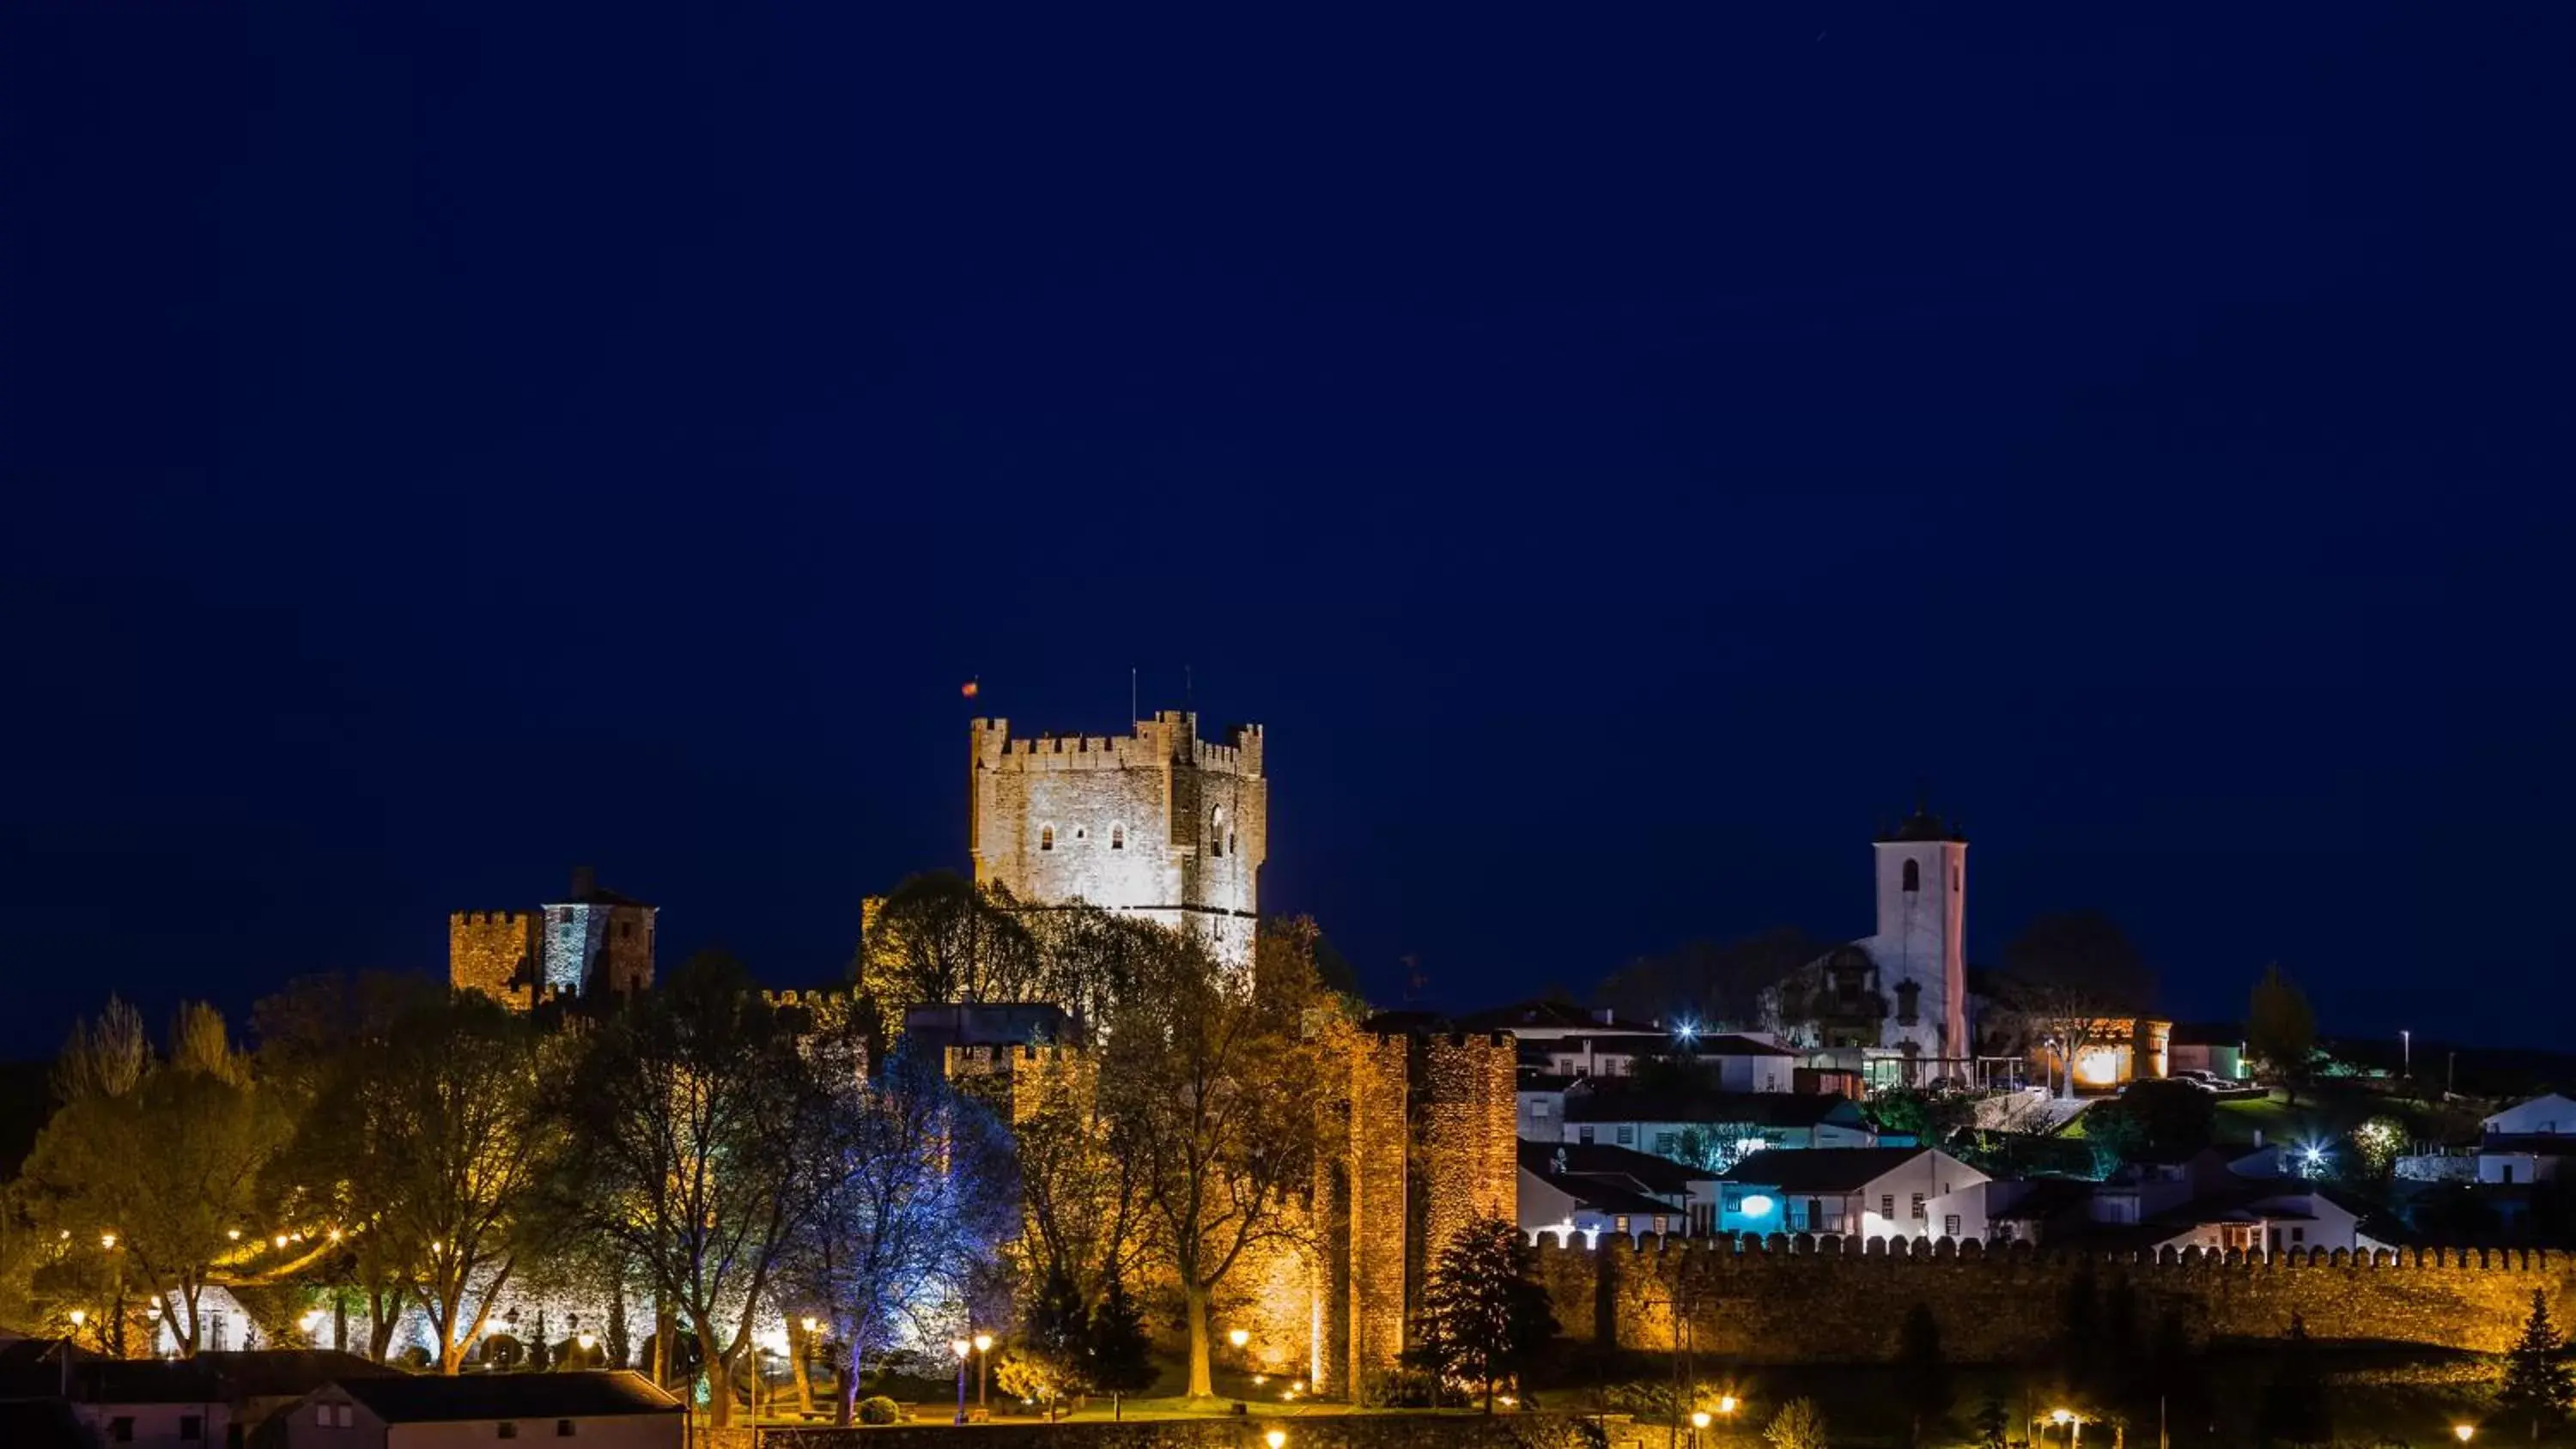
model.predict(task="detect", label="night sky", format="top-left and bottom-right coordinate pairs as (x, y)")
top-left (6, 8), bottom-right (2573, 1061)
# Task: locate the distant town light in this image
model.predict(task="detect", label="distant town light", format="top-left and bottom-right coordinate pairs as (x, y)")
top-left (100, 1233), bottom-right (116, 1250)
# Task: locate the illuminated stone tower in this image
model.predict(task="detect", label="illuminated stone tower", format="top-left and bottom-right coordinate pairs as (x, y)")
top-left (969, 712), bottom-right (1266, 967)
top-left (1860, 809), bottom-right (1969, 1070)
top-left (450, 866), bottom-right (656, 1008)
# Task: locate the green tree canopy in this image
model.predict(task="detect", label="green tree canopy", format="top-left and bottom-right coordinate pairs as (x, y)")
top-left (2500, 1288), bottom-right (2574, 1441)
top-left (1402, 1216), bottom-right (1558, 1414)
top-left (2247, 964), bottom-right (2317, 1089)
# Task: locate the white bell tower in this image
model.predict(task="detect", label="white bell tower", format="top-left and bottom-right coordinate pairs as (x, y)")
top-left (1862, 807), bottom-right (1969, 1076)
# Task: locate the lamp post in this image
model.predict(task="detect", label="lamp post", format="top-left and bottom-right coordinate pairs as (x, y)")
top-left (1691, 1410), bottom-right (1712, 1449)
top-left (2402, 1029), bottom-right (2413, 1079)
top-left (974, 1333), bottom-right (993, 1413)
top-left (1267, 1432), bottom-right (1287, 1449)
top-left (2454, 1426), bottom-right (2476, 1445)
top-left (951, 1338), bottom-right (971, 1424)
top-left (2052, 1408), bottom-right (2085, 1449)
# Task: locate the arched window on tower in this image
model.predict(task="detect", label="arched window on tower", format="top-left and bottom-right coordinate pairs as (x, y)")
top-left (1039, 824), bottom-right (1055, 852)
top-left (1902, 858), bottom-right (1920, 892)
top-left (1110, 823), bottom-right (1126, 851)
top-left (1209, 808), bottom-right (1224, 858)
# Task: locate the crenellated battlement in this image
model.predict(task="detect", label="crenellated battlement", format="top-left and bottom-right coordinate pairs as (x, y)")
top-left (971, 714), bottom-right (1264, 777)
top-left (450, 910), bottom-right (533, 928)
top-left (1520, 1230), bottom-right (2574, 1362)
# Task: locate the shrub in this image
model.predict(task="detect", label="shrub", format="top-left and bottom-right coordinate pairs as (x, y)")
top-left (858, 1396), bottom-right (902, 1426)
top-left (1359, 1367), bottom-right (1459, 1408)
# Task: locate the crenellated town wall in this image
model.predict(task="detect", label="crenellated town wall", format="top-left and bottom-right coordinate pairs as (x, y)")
top-left (1526, 1233), bottom-right (2573, 1363)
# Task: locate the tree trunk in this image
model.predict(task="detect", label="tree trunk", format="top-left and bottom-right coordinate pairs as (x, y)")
top-left (703, 1330), bottom-right (734, 1428)
top-left (368, 1288), bottom-right (401, 1363)
top-left (606, 1286), bottom-right (629, 1369)
top-left (835, 1334), bottom-right (861, 1427)
top-left (1183, 1280), bottom-right (1213, 1398)
top-left (789, 1318), bottom-right (815, 1417)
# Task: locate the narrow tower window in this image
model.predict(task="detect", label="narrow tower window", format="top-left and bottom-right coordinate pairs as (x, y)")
top-left (1901, 858), bottom-right (1920, 892)
top-left (1209, 808), bottom-right (1224, 858)
top-left (1039, 825), bottom-right (1054, 852)
top-left (1110, 823), bottom-right (1125, 850)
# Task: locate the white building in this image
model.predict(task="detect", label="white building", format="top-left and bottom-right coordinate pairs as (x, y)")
top-left (1518, 1141), bottom-right (1722, 1241)
top-left (1762, 808), bottom-right (1970, 1088)
top-left (1713, 1147), bottom-right (1992, 1241)
top-left (284, 1372), bottom-right (682, 1449)
top-left (2484, 1094), bottom-right (2576, 1137)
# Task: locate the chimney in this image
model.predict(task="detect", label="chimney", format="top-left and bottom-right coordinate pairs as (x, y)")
top-left (570, 865), bottom-right (596, 900)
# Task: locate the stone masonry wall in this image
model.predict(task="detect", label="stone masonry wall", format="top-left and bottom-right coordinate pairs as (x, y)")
top-left (1417, 1033), bottom-right (1521, 1286)
top-left (448, 911), bottom-right (538, 1009)
top-left (1527, 1234), bottom-right (2574, 1364)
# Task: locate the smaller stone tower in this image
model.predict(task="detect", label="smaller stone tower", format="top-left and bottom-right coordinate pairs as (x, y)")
top-left (451, 867), bottom-right (656, 1008)
top-left (539, 866), bottom-right (657, 1000)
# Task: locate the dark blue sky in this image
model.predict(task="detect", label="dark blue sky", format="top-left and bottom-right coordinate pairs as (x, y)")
top-left (5, 7), bottom-right (2572, 1058)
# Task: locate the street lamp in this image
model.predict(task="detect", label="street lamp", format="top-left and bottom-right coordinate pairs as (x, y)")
top-left (951, 1338), bottom-right (971, 1424)
top-left (1267, 1431), bottom-right (1288, 1449)
top-left (100, 1233), bottom-right (117, 1251)
top-left (974, 1334), bottom-right (993, 1412)
top-left (2402, 1028), bottom-right (2413, 1078)
top-left (2052, 1409), bottom-right (2085, 1449)
top-left (1718, 1396), bottom-right (1739, 1416)
top-left (1691, 1410), bottom-right (1713, 1448)
top-left (2455, 1427), bottom-right (2476, 1444)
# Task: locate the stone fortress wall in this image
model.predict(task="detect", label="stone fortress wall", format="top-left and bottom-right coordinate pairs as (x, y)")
top-left (1528, 1233), bottom-right (2573, 1363)
top-left (970, 713), bottom-right (1267, 966)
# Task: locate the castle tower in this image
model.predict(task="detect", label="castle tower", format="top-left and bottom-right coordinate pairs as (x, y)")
top-left (1863, 809), bottom-right (1968, 1072)
top-left (969, 712), bottom-right (1267, 967)
top-left (448, 911), bottom-right (539, 1008)
top-left (538, 865), bottom-right (658, 1001)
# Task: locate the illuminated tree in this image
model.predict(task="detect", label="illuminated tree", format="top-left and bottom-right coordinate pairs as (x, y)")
top-left (785, 1038), bottom-right (1015, 1426)
top-left (1100, 919), bottom-right (1334, 1399)
top-left (1403, 1216), bottom-right (1557, 1413)
top-left (1997, 912), bottom-right (2154, 1097)
top-left (18, 1000), bottom-right (284, 1356)
top-left (2500, 1289), bottom-right (2574, 1441)
top-left (256, 972), bottom-right (447, 1361)
top-left (853, 872), bottom-right (1042, 1019)
top-left (555, 954), bottom-right (830, 1428)
top-left (1765, 1397), bottom-right (1829, 1449)
top-left (331, 991), bottom-right (559, 1373)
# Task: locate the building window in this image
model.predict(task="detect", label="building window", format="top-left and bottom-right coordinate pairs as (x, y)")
top-left (1902, 858), bottom-right (1920, 892)
top-left (499, 1425), bottom-right (519, 1441)
top-left (109, 1419), bottom-right (136, 1443)
top-left (1953, 864), bottom-right (1961, 893)
top-left (1655, 1131), bottom-right (1676, 1155)
top-left (1911, 1193), bottom-right (1927, 1220)
top-left (1039, 825), bottom-right (1054, 852)
top-left (557, 1422), bottom-right (577, 1438)
top-left (1616, 1125), bottom-right (1635, 1146)
top-left (1530, 1100), bottom-right (1552, 1119)
top-left (1881, 1194), bottom-right (1895, 1220)
top-left (1944, 1214), bottom-right (1961, 1238)
top-left (180, 1417), bottom-right (204, 1442)
top-left (1614, 1216), bottom-right (1631, 1236)
top-left (1228, 832), bottom-right (1238, 857)
top-left (2291, 1227), bottom-right (2306, 1244)
top-left (1110, 823), bottom-right (1125, 850)
top-left (1577, 1126), bottom-right (1595, 1144)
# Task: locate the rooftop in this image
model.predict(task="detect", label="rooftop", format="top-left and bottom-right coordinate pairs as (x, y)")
top-left (334, 1372), bottom-right (682, 1424)
top-left (1716, 1146), bottom-right (1934, 1192)
top-left (1520, 1138), bottom-right (1721, 1197)
top-left (1564, 1086), bottom-right (1862, 1130)
top-left (1878, 807), bottom-right (1966, 844)
top-left (1452, 998), bottom-right (1662, 1035)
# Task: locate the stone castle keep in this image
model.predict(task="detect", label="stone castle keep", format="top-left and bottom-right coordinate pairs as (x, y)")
top-left (449, 866), bottom-right (657, 1008)
top-left (970, 712), bottom-right (1266, 967)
